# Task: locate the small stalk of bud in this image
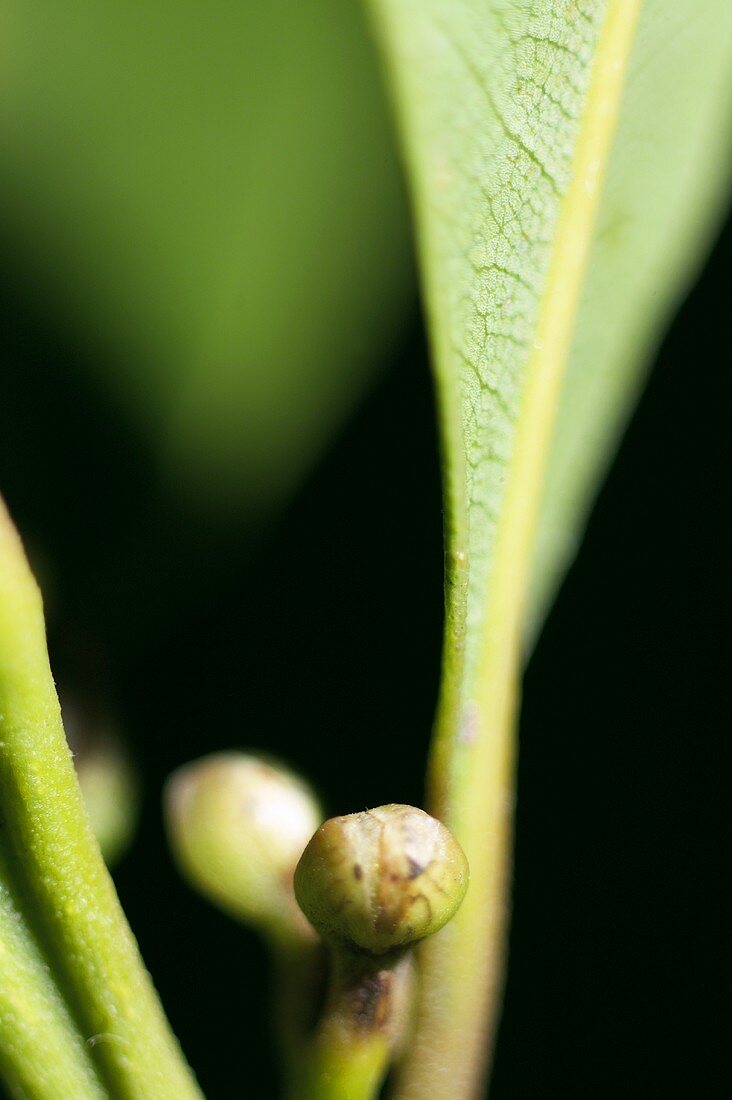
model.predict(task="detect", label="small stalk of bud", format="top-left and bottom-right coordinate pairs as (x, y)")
top-left (291, 804), bottom-right (469, 1099)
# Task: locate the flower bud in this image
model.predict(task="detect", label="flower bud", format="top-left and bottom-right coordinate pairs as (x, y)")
top-left (63, 697), bottom-right (138, 866)
top-left (294, 804), bottom-right (468, 955)
top-left (76, 741), bottom-right (138, 866)
top-left (165, 752), bottom-right (321, 940)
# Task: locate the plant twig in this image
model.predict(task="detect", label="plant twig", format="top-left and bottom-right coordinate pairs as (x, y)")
top-left (0, 495), bottom-right (201, 1099)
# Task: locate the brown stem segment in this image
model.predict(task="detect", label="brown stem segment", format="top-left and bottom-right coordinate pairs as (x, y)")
top-left (292, 949), bottom-right (413, 1100)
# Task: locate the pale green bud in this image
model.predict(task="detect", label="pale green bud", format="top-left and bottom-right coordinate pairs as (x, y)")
top-left (64, 698), bottom-right (139, 866)
top-left (165, 752), bottom-right (321, 939)
top-left (294, 804), bottom-right (468, 955)
top-left (76, 742), bottom-right (138, 866)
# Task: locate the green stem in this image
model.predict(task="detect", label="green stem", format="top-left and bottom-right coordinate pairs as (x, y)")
top-left (271, 934), bottom-right (324, 1089)
top-left (292, 950), bottom-right (412, 1100)
top-left (0, 496), bottom-right (201, 1099)
top-left (0, 848), bottom-right (107, 1099)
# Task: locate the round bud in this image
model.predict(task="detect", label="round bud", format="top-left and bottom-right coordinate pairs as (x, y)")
top-left (63, 697), bottom-right (138, 867)
top-left (165, 752), bottom-right (321, 939)
top-left (294, 804), bottom-right (468, 955)
top-left (76, 740), bottom-right (138, 867)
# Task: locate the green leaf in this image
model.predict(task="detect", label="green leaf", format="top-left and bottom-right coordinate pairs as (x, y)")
top-left (366, 1), bottom-right (732, 1096)
top-left (529, 5), bottom-right (732, 637)
top-left (0, 0), bottom-right (412, 514)
top-left (0, 496), bottom-right (201, 1099)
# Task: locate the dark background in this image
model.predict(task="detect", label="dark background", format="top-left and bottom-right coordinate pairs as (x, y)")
top-left (0, 211), bottom-right (728, 1097)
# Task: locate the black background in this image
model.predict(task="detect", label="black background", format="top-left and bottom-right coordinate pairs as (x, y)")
top-left (0, 209), bottom-right (728, 1097)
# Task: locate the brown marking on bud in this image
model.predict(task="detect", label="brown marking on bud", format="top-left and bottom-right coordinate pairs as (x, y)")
top-left (406, 857), bottom-right (425, 879)
top-left (351, 969), bottom-right (393, 1034)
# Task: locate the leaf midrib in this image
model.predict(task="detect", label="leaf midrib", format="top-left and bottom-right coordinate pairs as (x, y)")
top-left (473, 0), bottom-right (643, 719)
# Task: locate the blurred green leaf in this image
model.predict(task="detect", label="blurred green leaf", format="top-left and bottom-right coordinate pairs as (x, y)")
top-left (368, 1), bottom-right (732, 1096)
top-left (0, 0), bottom-right (413, 512)
top-left (529, 4), bottom-right (732, 636)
